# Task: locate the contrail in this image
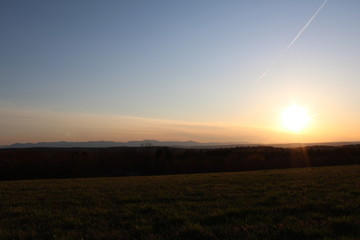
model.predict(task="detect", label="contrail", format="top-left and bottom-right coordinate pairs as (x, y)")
top-left (254, 0), bottom-right (328, 84)
top-left (286, 0), bottom-right (328, 49)
top-left (254, 61), bottom-right (277, 84)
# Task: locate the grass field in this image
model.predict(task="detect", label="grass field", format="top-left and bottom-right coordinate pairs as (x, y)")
top-left (1, 165), bottom-right (360, 240)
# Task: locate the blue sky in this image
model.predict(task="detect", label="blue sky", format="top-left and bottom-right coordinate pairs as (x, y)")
top-left (1, 0), bottom-right (360, 145)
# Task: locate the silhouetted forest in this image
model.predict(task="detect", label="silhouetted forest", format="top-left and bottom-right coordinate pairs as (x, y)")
top-left (0, 145), bottom-right (359, 181)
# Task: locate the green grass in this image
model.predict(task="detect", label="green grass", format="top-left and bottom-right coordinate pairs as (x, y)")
top-left (1, 165), bottom-right (360, 240)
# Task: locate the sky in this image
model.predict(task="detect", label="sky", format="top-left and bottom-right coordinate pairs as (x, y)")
top-left (1, 0), bottom-right (360, 145)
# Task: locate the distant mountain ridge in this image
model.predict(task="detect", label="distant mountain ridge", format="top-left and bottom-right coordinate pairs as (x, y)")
top-left (0, 140), bottom-right (240, 148)
top-left (1, 140), bottom-right (360, 149)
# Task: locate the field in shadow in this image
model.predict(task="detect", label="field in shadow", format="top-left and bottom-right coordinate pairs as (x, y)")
top-left (0, 165), bottom-right (359, 239)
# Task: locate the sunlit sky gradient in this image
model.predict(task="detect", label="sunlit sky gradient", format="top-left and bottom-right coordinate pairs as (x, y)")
top-left (1, 0), bottom-right (360, 145)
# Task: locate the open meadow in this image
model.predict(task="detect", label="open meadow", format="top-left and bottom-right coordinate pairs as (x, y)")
top-left (1, 165), bottom-right (360, 240)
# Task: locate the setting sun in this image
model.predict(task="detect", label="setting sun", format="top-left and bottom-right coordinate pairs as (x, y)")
top-left (280, 104), bottom-right (311, 133)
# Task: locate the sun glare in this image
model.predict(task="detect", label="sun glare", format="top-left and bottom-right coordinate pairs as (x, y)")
top-left (280, 104), bottom-right (311, 133)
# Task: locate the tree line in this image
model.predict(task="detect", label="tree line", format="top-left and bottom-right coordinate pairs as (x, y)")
top-left (0, 145), bottom-right (359, 181)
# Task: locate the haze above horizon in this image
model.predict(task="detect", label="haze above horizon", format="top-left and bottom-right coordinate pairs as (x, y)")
top-left (1, 0), bottom-right (360, 145)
